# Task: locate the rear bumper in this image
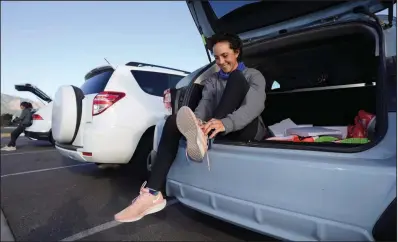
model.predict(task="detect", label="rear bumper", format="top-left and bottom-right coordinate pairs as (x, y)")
top-left (166, 180), bottom-right (375, 241)
top-left (55, 142), bottom-right (132, 164)
top-left (55, 144), bottom-right (89, 163)
top-left (24, 131), bottom-right (50, 141)
top-left (54, 125), bottom-right (140, 164)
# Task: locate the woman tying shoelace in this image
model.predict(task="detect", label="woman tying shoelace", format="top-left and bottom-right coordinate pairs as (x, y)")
top-left (114, 32), bottom-right (267, 223)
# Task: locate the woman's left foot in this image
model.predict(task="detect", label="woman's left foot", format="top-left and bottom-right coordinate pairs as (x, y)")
top-left (1, 146), bottom-right (16, 151)
top-left (114, 182), bottom-right (166, 223)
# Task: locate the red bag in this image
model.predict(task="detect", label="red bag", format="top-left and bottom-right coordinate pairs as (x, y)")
top-left (358, 110), bottom-right (376, 130)
top-left (347, 116), bottom-right (367, 138)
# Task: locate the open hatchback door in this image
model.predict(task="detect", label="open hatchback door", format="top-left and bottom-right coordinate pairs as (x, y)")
top-left (14, 83), bottom-right (52, 103)
top-left (187, 0), bottom-right (395, 50)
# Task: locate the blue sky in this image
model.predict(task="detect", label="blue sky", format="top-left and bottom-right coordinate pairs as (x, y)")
top-left (1, 1), bottom-right (209, 100)
top-left (1, 1), bottom-right (396, 101)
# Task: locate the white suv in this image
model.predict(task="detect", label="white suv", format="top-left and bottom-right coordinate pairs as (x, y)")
top-left (52, 62), bottom-right (189, 167)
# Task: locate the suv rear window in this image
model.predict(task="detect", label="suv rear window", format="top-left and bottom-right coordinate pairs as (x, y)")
top-left (131, 70), bottom-right (184, 97)
top-left (204, 1), bottom-right (347, 35)
top-left (80, 70), bottom-right (114, 95)
top-left (209, 0), bottom-right (258, 18)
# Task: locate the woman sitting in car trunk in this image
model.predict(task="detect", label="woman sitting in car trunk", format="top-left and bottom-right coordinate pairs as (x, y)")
top-left (115, 32), bottom-right (267, 223)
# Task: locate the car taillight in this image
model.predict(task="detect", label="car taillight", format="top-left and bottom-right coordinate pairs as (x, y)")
top-left (32, 114), bottom-right (43, 120)
top-left (92, 91), bottom-right (125, 116)
top-left (163, 88), bottom-right (172, 113)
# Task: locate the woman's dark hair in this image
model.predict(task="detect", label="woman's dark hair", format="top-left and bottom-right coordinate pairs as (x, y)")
top-left (27, 102), bottom-right (33, 109)
top-left (208, 32), bottom-right (243, 61)
top-left (20, 102), bottom-right (31, 109)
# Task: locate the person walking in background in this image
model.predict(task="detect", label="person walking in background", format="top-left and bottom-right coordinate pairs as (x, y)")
top-left (1, 102), bottom-right (33, 151)
top-left (114, 32), bottom-right (267, 223)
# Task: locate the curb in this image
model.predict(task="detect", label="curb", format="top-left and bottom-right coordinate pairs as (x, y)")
top-left (1, 209), bottom-right (15, 241)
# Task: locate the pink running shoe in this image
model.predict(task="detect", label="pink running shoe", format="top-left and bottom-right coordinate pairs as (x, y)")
top-left (176, 106), bottom-right (208, 162)
top-left (114, 182), bottom-right (166, 223)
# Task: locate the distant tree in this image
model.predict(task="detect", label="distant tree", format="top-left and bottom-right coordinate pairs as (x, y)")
top-left (0, 113), bottom-right (14, 127)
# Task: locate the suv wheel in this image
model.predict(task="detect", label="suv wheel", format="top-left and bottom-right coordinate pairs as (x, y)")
top-left (130, 128), bottom-right (154, 181)
top-left (146, 150), bottom-right (157, 172)
top-left (49, 130), bottom-right (55, 146)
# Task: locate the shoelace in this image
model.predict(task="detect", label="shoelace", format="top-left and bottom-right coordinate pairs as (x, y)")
top-left (185, 139), bottom-right (211, 171)
top-left (183, 119), bottom-right (212, 171)
top-left (140, 181), bottom-right (147, 192)
top-left (131, 181), bottom-right (157, 205)
top-left (206, 151), bottom-right (210, 171)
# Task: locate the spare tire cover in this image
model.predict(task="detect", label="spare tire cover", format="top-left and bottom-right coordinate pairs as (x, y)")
top-left (52, 85), bottom-right (84, 144)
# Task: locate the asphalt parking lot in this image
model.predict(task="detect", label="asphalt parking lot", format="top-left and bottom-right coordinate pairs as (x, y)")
top-left (1, 136), bottom-right (277, 241)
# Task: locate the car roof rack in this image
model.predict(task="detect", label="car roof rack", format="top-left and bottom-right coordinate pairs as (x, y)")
top-left (125, 61), bottom-right (190, 74)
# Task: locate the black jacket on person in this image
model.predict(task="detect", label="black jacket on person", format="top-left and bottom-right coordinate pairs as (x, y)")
top-left (14, 108), bottom-right (33, 128)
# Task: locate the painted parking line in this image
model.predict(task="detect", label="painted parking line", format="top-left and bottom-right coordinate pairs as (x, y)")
top-left (1, 163), bottom-right (94, 178)
top-left (1, 149), bottom-right (56, 157)
top-left (60, 199), bottom-right (179, 241)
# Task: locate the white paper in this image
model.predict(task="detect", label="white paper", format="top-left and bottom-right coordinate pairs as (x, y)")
top-left (268, 118), bottom-right (298, 137)
top-left (323, 126), bottom-right (348, 139)
top-left (286, 127), bottom-right (343, 138)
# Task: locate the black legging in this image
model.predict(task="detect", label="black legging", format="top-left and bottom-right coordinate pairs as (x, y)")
top-left (147, 70), bottom-right (258, 190)
top-left (8, 125), bottom-right (25, 147)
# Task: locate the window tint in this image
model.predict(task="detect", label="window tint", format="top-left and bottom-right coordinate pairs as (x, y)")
top-left (271, 81), bottom-right (280, 90)
top-left (209, 1), bottom-right (259, 18)
top-left (168, 74), bottom-right (184, 88)
top-left (131, 71), bottom-right (184, 97)
top-left (175, 65), bottom-right (208, 89)
top-left (264, 33), bottom-right (377, 92)
top-left (80, 70), bottom-right (113, 95)
top-left (204, 1), bottom-right (347, 38)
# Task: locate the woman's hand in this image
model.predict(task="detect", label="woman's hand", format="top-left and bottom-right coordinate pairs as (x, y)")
top-left (196, 118), bottom-right (204, 129)
top-left (203, 118), bottom-right (225, 139)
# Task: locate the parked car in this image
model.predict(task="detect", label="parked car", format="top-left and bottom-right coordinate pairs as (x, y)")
top-left (151, 1), bottom-right (397, 241)
top-left (51, 62), bottom-right (189, 169)
top-left (14, 83), bottom-right (54, 144)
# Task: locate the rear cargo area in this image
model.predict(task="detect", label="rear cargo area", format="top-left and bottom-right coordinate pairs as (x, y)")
top-left (238, 23), bottom-right (381, 146)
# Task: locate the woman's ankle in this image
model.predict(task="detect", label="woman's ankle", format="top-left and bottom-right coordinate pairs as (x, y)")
top-left (147, 187), bottom-right (161, 195)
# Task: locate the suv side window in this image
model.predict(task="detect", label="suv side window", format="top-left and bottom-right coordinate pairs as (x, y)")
top-left (131, 71), bottom-right (183, 97)
top-left (168, 74), bottom-right (184, 89)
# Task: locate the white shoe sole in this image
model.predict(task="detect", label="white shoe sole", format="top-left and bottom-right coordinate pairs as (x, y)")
top-left (176, 106), bottom-right (206, 162)
top-left (1, 148), bottom-right (16, 151)
top-left (115, 200), bottom-right (167, 223)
